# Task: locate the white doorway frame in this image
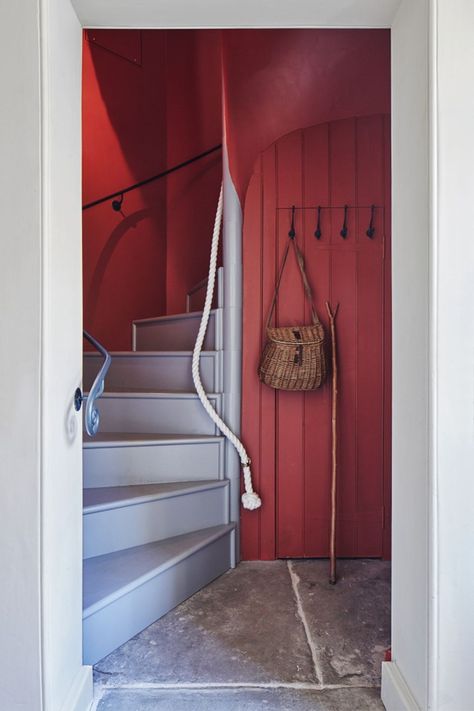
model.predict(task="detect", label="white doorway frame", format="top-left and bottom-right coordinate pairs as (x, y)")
top-left (7, 1), bottom-right (474, 710)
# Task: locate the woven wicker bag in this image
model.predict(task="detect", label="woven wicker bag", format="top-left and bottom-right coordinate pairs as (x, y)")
top-left (258, 237), bottom-right (326, 391)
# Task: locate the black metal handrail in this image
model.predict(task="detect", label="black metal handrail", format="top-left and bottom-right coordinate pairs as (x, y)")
top-left (82, 144), bottom-right (222, 212)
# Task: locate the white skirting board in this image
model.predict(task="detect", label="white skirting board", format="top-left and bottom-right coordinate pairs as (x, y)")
top-left (381, 662), bottom-right (422, 711)
top-left (59, 665), bottom-right (93, 711)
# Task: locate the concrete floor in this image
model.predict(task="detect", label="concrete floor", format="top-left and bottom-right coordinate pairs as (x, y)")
top-left (93, 559), bottom-right (390, 710)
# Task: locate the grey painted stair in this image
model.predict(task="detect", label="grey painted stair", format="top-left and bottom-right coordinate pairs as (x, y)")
top-left (83, 480), bottom-right (229, 558)
top-left (83, 523), bottom-right (235, 665)
top-left (83, 350), bottom-right (222, 393)
top-left (88, 390), bottom-right (222, 436)
top-left (82, 299), bottom-right (233, 665)
top-left (133, 309), bottom-right (223, 352)
top-left (83, 433), bottom-right (225, 487)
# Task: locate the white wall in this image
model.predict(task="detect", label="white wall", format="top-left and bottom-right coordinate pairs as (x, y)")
top-left (40, 0), bottom-right (92, 709)
top-left (383, 1), bottom-right (431, 708)
top-left (434, 1), bottom-right (474, 708)
top-left (385, 3), bottom-right (474, 710)
top-left (1, 0), bottom-right (91, 710)
top-left (0, 1), bottom-right (43, 709)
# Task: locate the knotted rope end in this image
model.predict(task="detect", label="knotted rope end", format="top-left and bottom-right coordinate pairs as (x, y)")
top-left (241, 492), bottom-right (262, 510)
top-left (241, 464), bottom-right (262, 510)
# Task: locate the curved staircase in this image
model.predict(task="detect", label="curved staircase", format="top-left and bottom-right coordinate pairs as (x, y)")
top-left (82, 283), bottom-right (235, 665)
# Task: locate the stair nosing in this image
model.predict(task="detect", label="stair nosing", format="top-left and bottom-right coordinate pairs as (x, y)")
top-left (83, 479), bottom-right (229, 514)
top-left (83, 433), bottom-right (224, 448)
top-left (83, 523), bottom-right (235, 619)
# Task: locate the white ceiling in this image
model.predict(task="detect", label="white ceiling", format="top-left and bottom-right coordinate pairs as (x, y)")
top-left (72, 0), bottom-right (402, 29)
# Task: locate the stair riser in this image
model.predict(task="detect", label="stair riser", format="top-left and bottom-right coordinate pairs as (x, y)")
top-left (84, 485), bottom-right (229, 559)
top-left (133, 309), bottom-right (222, 352)
top-left (83, 439), bottom-right (225, 487)
top-left (94, 394), bottom-right (221, 436)
top-left (83, 352), bottom-right (222, 393)
top-left (187, 267), bottom-right (224, 313)
top-left (83, 529), bottom-right (234, 665)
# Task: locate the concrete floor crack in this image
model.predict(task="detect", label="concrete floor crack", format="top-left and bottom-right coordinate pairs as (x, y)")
top-left (287, 560), bottom-right (326, 686)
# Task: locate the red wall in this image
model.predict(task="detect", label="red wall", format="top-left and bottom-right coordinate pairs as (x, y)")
top-left (82, 31), bottom-right (168, 350)
top-left (165, 31), bottom-right (222, 315)
top-left (83, 29), bottom-right (391, 562)
top-left (241, 117), bottom-right (391, 561)
top-left (220, 30), bottom-right (391, 560)
top-left (222, 29), bottom-right (390, 198)
top-left (82, 30), bottom-right (222, 349)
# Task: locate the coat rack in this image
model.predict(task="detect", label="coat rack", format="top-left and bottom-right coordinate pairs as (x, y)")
top-left (278, 204), bottom-right (383, 240)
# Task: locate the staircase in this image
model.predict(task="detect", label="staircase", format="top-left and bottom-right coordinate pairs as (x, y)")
top-left (82, 275), bottom-right (234, 665)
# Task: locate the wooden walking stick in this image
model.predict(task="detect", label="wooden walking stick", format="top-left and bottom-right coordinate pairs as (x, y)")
top-left (325, 302), bottom-right (339, 585)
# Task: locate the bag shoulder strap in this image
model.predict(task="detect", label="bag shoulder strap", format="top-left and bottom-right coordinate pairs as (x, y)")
top-left (265, 238), bottom-right (321, 330)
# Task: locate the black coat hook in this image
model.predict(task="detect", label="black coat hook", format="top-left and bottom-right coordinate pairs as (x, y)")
top-left (112, 193), bottom-right (124, 212)
top-left (366, 204), bottom-right (376, 238)
top-left (314, 206), bottom-right (322, 239)
top-left (340, 204), bottom-right (348, 239)
top-left (288, 205), bottom-right (296, 239)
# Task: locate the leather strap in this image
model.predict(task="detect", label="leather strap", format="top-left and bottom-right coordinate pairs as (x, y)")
top-left (265, 238), bottom-right (321, 330)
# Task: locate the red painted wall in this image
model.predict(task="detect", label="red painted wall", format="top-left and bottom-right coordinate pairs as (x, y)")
top-left (241, 117), bottom-right (391, 561)
top-left (165, 31), bottom-right (222, 315)
top-left (82, 31), bottom-right (222, 349)
top-left (83, 29), bottom-right (391, 562)
top-left (220, 30), bottom-right (391, 560)
top-left (222, 29), bottom-right (390, 198)
top-left (82, 31), bottom-right (168, 350)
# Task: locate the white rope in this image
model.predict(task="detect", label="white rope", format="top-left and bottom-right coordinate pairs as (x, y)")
top-left (192, 184), bottom-right (262, 511)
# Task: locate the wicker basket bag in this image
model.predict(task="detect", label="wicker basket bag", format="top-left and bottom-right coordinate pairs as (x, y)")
top-left (258, 236), bottom-right (326, 391)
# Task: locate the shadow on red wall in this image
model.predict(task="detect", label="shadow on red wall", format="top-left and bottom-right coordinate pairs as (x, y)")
top-left (82, 30), bottom-right (222, 350)
top-left (165, 30), bottom-right (222, 315)
top-left (82, 31), bottom-right (168, 351)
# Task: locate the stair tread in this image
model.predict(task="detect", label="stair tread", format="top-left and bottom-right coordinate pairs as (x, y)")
top-left (133, 309), bottom-right (218, 325)
top-left (83, 480), bottom-right (228, 513)
top-left (84, 432), bottom-right (224, 447)
top-left (83, 523), bottom-right (234, 617)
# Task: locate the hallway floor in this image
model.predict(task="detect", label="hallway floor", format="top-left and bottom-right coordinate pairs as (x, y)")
top-left (92, 559), bottom-right (390, 710)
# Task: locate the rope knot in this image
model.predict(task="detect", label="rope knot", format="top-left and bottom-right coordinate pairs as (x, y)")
top-left (241, 465), bottom-right (261, 510)
top-left (241, 491), bottom-right (262, 510)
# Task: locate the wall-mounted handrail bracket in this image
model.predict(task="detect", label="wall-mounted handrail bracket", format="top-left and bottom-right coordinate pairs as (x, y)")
top-left (111, 193), bottom-right (124, 213)
top-left (82, 330), bottom-right (111, 436)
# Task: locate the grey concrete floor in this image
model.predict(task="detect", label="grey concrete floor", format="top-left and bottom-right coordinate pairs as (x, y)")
top-left (93, 560), bottom-right (390, 710)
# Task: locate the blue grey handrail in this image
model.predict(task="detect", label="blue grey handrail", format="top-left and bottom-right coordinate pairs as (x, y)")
top-left (83, 330), bottom-right (111, 436)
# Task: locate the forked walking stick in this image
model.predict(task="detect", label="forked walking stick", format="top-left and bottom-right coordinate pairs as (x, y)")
top-left (325, 302), bottom-right (339, 584)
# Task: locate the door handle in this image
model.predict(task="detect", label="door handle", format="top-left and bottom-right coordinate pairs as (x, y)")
top-left (74, 387), bottom-right (83, 412)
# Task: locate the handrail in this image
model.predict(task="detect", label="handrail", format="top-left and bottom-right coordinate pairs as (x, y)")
top-left (83, 330), bottom-right (111, 436)
top-left (82, 144), bottom-right (222, 212)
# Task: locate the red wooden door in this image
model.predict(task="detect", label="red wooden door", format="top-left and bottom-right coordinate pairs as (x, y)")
top-left (241, 115), bottom-right (391, 560)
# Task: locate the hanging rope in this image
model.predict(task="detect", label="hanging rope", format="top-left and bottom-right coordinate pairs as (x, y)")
top-left (192, 184), bottom-right (262, 511)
